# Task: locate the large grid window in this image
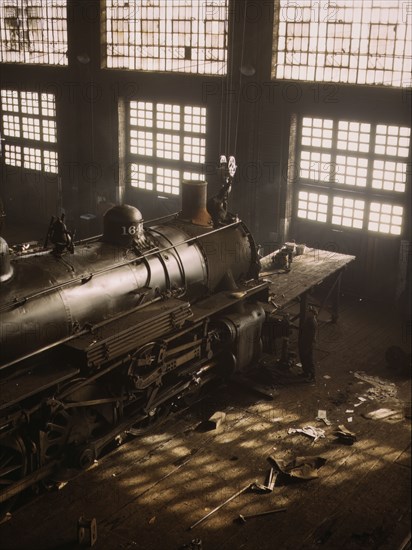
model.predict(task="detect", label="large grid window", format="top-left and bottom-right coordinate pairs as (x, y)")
top-left (128, 101), bottom-right (206, 196)
top-left (296, 116), bottom-right (410, 236)
top-left (274, 0), bottom-right (411, 87)
top-left (105, 0), bottom-right (228, 74)
top-left (0, 0), bottom-right (67, 65)
top-left (297, 191), bottom-right (328, 222)
top-left (332, 196), bottom-right (365, 229)
top-left (1, 89), bottom-right (58, 174)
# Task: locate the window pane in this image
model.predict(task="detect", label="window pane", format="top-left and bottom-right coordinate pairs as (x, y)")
top-left (301, 117), bottom-right (333, 148)
top-left (337, 121), bottom-right (370, 153)
top-left (368, 202), bottom-right (403, 235)
top-left (105, 0), bottom-right (228, 75)
top-left (128, 100), bottom-right (207, 195)
top-left (335, 155), bottom-right (368, 187)
top-left (130, 163), bottom-right (154, 190)
top-left (297, 190), bottom-right (329, 222)
top-left (0, 1), bottom-right (68, 65)
top-left (375, 125), bottom-right (411, 157)
top-left (274, 0), bottom-right (411, 87)
top-left (332, 196), bottom-right (365, 228)
top-left (372, 160), bottom-right (407, 193)
top-left (295, 115), bottom-right (410, 233)
top-left (1, 88), bottom-right (59, 173)
top-left (299, 150), bottom-right (331, 181)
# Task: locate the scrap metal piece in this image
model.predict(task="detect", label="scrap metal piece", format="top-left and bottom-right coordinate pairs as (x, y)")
top-left (77, 517), bottom-right (97, 547)
top-left (287, 425), bottom-right (325, 442)
top-left (189, 482), bottom-right (252, 530)
top-left (237, 508), bottom-right (287, 523)
top-left (180, 539), bottom-right (203, 550)
top-left (268, 455), bottom-right (327, 480)
top-left (249, 481), bottom-right (271, 494)
top-left (207, 411), bottom-right (226, 430)
top-left (334, 425), bottom-right (357, 445)
top-left (363, 408), bottom-right (402, 420)
top-left (316, 409), bottom-right (331, 426)
top-left (266, 467), bottom-right (277, 491)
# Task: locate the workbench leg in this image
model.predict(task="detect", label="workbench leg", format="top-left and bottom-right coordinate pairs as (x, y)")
top-left (332, 272), bottom-right (342, 323)
top-left (299, 291), bottom-right (308, 338)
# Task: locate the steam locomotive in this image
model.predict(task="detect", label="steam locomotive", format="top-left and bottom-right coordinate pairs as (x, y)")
top-left (0, 180), bottom-right (271, 512)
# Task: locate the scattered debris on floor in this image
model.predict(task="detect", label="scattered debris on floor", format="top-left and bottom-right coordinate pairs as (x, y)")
top-left (236, 507), bottom-right (287, 524)
top-left (0, 512), bottom-right (12, 525)
top-left (189, 482), bottom-right (252, 529)
top-left (249, 481), bottom-right (272, 494)
top-left (288, 425), bottom-right (326, 442)
top-left (354, 397), bottom-right (366, 407)
top-left (316, 409), bottom-right (331, 425)
top-left (206, 411), bottom-right (226, 430)
top-left (268, 455), bottom-right (327, 480)
top-left (265, 467), bottom-right (277, 491)
top-left (77, 516), bottom-right (97, 547)
top-left (189, 471), bottom-right (289, 531)
top-left (363, 408), bottom-right (404, 421)
top-left (354, 371), bottom-right (398, 402)
top-left (179, 538), bottom-right (202, 550)
top-left (334, 425), bottom-right (357, 445)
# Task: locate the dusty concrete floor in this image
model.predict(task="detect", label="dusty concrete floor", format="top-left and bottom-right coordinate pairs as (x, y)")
top-left (0, 295), bottom-right (410, 550)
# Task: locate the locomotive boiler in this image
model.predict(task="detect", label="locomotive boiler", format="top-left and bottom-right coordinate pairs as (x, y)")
top-left (0, 180), bottom-right (270, 512)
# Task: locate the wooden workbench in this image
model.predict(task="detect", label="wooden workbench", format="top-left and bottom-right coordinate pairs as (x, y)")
top-left (259, 248), bottom-right (356, 321)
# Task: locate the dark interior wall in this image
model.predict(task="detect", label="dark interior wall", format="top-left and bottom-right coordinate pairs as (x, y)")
top-left (0, 0), bottom-right (410, 301)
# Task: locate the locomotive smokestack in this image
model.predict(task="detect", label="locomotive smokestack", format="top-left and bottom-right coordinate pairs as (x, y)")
top-left (179, 180), bottom-right (212, 227)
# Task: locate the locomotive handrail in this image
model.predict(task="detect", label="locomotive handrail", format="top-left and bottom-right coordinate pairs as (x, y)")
top-left (10, 213), bottom-right (180, 255)
top-left (70, 212), bottom-right (180, 245)
top-left (0, 220), bottom-right (242, 314)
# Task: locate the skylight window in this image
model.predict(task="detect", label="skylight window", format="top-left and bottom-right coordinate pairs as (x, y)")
top-left (274, 0), bottom-right (411, 87)
top-left (105, 0), bottom-right (228, 74)
top-left (0, 0), bottom-right (67, 65)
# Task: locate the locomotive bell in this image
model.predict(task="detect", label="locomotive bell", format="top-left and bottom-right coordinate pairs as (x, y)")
top-left (0, 237), bottom-right (13, 283)
top-left (103, 204), bottom-right (144, 246)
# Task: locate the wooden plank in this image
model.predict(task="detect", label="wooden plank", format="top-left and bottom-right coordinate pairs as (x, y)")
top-left (260, 249), bottom-right (355, 309)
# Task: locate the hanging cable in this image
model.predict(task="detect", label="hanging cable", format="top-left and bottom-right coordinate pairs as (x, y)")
top-left (225, 0), bottom-right (237, 156)
top-left (233, 1), bottom-right (248, 158)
